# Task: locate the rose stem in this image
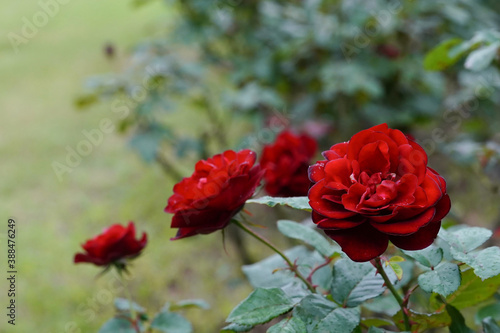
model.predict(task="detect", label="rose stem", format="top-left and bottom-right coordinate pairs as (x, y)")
top-left (233, 219), bottom-right (316, 293)
top-left (373, 258), bottom-right (411, 331)
top-left (117, 269), bottom-right (141, 333)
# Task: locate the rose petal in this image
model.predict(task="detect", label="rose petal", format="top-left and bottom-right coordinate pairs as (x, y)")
top-left (431, 194), bottom-right (451, 222)
top-left (389, 220), bottom-right (441, 251)
top-left (324, 223), bottom-right (389, 262)
top-left (370, 207), bottom-right (436, 235)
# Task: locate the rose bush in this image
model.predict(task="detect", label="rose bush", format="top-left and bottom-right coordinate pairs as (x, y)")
top-left (260, 130), bottom-right (317, 197)
top-left (74, 222), bottom-right (147, 267)
top-left (165, 149), bottom-right (264, 240)
top-left (308, 123), bottom-right (451, 262)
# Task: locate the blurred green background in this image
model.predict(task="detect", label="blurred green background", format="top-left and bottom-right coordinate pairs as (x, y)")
top-left (2, 0), bottom-right (500, 332)
top-left (0, 1), bottom-right (255, 332)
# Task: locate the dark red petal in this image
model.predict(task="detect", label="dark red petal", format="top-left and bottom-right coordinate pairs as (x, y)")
top-left (171, 227), bottom-right (202, 240)
top-left (309, 181), bottom-right (356, 219)
top-left (420, 172), bottom-right (443, 207)
top-left (308, 161), bottom-right (326, 183)
top-left (357, 141), bottom-right (390, 174)
top-left (324, 223), bottom-right (389, 262)
top-left (389, 220), bottom-right (441, 251)
top-left (315, 215), bottom-right (366, 229)
top-left (387, 127), bottom-right (409, 146)
top-left (341, 183), bottom-right (367, 212)
top-left (391, 174), bottom-right (418, 206)
top-left (170, 208), bottom-right (237, 229)
top-left (324, 158), bottom-right (352, 188)
top-left (326, 142), bottom-right (348, 159)
top-left (432, 194), bottom-right (451, 222)
top-left (370, 207), bottom-right (436, 235)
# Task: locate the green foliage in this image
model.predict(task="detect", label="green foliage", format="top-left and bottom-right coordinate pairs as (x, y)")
top-left (220, 323), bottom-right (253, 333)
top-left (483, 317), bottom-right (500, 333)
top-left (226, 288), bottom-right (295, 326)
top-left (98, 317), bottom-right (139, 333)
top-left (331, 259), bottom-right (395, 307)
top-left (393, 309), bottom-right (451, 332)
top-left (445, 269), bottom-right (500, 309)
top-left (150, 311), bottom-right (192, 333)
top-left (312, 307), bottom-right (360, 333)
top-left (79, 0), bottom-right (500, 171)
top-left (424, 38), bottom-right (465, 71)
top-left (402, 245), bottom-right (443, 269)
top-left (418, 262), bottom-right (461, 297)
top-left (476, 303), bottom-right (500, 324)
top-left (439, 226), bottom-right (500, 280)
top-left (242, 246), bottom-right (331, 291)
top-left (446, 304), bottom-right (475, 333)
top-left (267, 317), bottom-right (307, 333)
top-left (246, 196), bottom-right (311, 211)
top-left (277, 220), bottom-right (340, 258)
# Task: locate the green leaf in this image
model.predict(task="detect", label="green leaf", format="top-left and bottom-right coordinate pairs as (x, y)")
top-left (150, 311), bottom-right (192, 333)
top-left (114, 298), bottom-right (146, 314)
top-left (331, 259), bottom-right (395, 307)
top-left (242, 246), bottom-right (331, 292)
top-left (246, 196), bottom-right (311, 211)
top-left (393, 309), bottom-right (450, 332)
top-left (312, 307), bottom-right (360, 333)
top-left (418, 262), bottom-right (461, 297)
top-left (439, 226), bottom-right (492, 256)
top-left (483, 317), bottom-right (500, 333)
top-left (424, 38), bottom-right (464, 71)
top-left (476, 303), bottom-right (500, 324)
top-left (226, 288), bottom-right (295, 326)
top-left (459, 247), bottom-right (500, 280)
top-left (98, 318), bottom-right (138, 333)
top-left (363, 295), bottom-right (400, 316)
top-left (367, 328), bottom-right (384, 333)
top-left (389, 262), bottom-right (404, 281)
top-left (362, 317), bottom-right (395, 328)
top-left (446, 304), bottom-right (474, 333)
top-left (168, 299), bottom-right (210, 311)
top-left (367, 328), bottom-right (405, 333)
top-left (293, 294), bottom-right (338, 332)
top-left (267, 317), bottom-right (307, 333)
top-left (402, 245), bottom-right (443, 268)
top-left (464, 42), bottom-right (500, 71)
top-left (446, 269), bottom-right (500, 309)
top-left (220, 323), bottom-right (253, 332)
top-left (277, 220), bottom-right (340, 258)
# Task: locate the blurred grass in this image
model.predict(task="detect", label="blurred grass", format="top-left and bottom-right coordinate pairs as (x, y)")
top-left (0, 1), bottom-right (254, 332)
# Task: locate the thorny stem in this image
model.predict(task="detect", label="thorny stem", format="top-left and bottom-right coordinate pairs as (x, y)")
top-left (373, 258), bottom-right (411, 331)
top-left (233, 219), bottom-right (316, 293)
top-left (306, 257), bottom-right (333, 285)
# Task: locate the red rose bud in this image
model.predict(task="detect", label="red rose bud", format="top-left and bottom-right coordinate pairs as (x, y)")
top-left (308, 124), bottom-right (451, 262)
top-left (376, 44), bottom-right (401, 59)
top-left (260, 130), bottom-right (317, 197)
top-left (74, 222), bottom-right (147, 267)
top-left (165, 149), bottom-right (264, 240)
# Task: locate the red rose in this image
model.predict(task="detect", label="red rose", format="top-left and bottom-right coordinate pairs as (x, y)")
top-left (165, 149), bottom-right (264, 240)
top-left (376, 44), bottom-right (401, 59)
top-left (260, 131), bottom-right (317, 197)
top-left (308, 124), bottom-right (451, 262)
top-left (74, 222), bottom-right (147, 266)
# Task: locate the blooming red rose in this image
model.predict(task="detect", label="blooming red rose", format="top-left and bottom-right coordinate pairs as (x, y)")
top-left (165, 149), bottom-right (264, 240)
top-left (260, 131), bottom-right (317, 197)
top-left (74, 222), bottom-right (147, 266)
top-left (308, 124), bottom-right (451, 262)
